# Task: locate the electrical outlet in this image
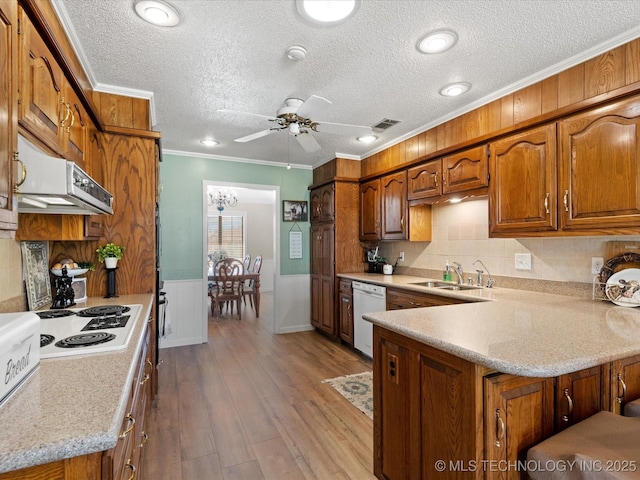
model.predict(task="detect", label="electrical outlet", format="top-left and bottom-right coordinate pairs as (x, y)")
top-left (399, 251), bottom-right (405, 262)
top-left (515, 253), bottom-right (532, 270)
top-left (591, 257), bottom-right (604, 274)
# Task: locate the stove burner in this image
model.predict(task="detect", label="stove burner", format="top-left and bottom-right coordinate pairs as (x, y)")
top-left (55, 332), bottom-right (116, 349)
top-left (40, 334), bottom-right (55, 348)
top-left (36, 310), bottom-right (75, 319)
top-left (81, 315), bottom-right (130, 331)
top-left (77, 305), bottom-right (130, 317)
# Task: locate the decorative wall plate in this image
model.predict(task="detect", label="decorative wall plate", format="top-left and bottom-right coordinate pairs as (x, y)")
top-left (605, 268), bottom-right (640, 307)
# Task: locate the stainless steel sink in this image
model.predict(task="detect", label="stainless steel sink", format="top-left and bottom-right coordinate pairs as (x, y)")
top-left (409, 281), bottom-right (481, 291)
top-left (436, 285), bottom-right (481, 291)
top-left (409, 281), bottom-right (454, 288)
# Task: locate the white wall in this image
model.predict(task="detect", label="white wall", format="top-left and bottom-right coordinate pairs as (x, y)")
top-left (380, 198), bottom-right (640, 283)
top-left (159, 279), bottom-right (206, 348)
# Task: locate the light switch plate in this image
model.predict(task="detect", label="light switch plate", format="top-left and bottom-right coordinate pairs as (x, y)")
top-left (515, 253), bottom-right (532, 270)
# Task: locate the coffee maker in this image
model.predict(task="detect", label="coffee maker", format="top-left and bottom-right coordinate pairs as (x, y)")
top-left (51, 267), bottom-right (76, 309)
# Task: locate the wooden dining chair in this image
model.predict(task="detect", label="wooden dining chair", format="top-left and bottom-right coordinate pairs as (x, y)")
top-left (209, 258), bottom-right (244, 320)
top-left (242, 255), bottom-right (262, 309)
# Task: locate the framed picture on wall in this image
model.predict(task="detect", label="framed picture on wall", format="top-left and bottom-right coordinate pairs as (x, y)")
top-left (283, 200), bottom-right (308, 222)
top-left (21, 241), bottom-right (52, 310)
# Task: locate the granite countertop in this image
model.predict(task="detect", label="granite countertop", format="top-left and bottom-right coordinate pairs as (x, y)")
top-left (0, 294), bottom-right (154, 474)
top-left (338, 273), bottom-right (640, 378)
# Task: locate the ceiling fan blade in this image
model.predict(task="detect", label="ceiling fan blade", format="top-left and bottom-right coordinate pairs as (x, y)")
top-left (234, 129), bottom-right (278, 143)
top-left (295, 132), bottom-right (322, 153)
top-left (217, 108), bottom-right (277, 121)
top-left (314, 122), bottom-right (372, 137)
top-left (295, 95), bottom-right (332, 118)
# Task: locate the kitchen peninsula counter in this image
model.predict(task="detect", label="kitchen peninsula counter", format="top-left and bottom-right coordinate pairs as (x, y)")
top-left (338, 272), bottom-right (640, 377)
top-left (0, 294), bottom-right (153, 475)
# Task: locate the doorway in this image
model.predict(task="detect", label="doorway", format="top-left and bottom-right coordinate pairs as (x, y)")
top-left (202, 181), bottom-right (279, 337)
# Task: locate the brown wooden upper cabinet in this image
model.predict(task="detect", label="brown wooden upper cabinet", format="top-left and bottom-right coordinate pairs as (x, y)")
top-left (310, 182), bottom-right (334, 223)
top-left (490, 95), bottom-right (640, 237)
top-left (558, 95), bottom-right (640, 232)
top-left (360, 171), bottom-right (407, 241)
top-left (0, 0), bottom-right (18, 237)
top-left (408, 144), bottom-right (489, 203)
top-left (17, 8), bottom-right (89, 171)
top-left (488, 124), bottom-right (558, 236)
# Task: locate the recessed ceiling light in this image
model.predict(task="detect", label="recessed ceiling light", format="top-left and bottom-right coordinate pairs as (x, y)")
top-left (417, 30), bottom-right (458, 54)
top-left (296, 0), bottom-right (362, 26)
top-left (439, 82), bottom-right (471, 97)
top-left (200, 139), bottom-right (219, 147)
top-left (134, 0), bottom-right (180, 27)
top-left (357, 134), bottom-right (378, 144)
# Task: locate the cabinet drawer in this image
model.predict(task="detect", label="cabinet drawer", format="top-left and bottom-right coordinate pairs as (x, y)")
top-left (386, 288), bottom-right (468, 310)
top-left (339, 279), bottom-right (352, 294)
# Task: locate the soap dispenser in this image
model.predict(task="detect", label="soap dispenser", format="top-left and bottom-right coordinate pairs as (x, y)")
top-left (443, 260), bottom-right (452, 281)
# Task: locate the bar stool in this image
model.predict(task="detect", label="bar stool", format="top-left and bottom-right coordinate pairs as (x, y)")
top-left (625, 397), bottom-right (640, 417)
top-left (527, 411), bottom-right (640, 479)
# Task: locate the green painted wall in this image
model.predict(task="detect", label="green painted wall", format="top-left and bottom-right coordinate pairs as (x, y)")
top-left (159, 153), bottom-right (312, 280)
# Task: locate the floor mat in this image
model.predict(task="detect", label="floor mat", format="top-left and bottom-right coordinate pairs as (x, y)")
top-left (322, 371), bottom-right (373, 419)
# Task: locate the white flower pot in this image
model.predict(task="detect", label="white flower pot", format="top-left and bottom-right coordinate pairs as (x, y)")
top-left (105, 257), bottom-right (118, 269)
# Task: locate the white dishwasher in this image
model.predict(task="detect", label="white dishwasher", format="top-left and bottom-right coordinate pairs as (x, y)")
top-left (352, 281), bottom-right (386, 358)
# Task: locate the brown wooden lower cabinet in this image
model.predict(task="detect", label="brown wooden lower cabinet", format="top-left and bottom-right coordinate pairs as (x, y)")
top-left (386, 287), bottom-right (469, 310)
top-left (338, 279), bottom-right (354, 346)
top-left (373, 326), bottom-right (640, 480)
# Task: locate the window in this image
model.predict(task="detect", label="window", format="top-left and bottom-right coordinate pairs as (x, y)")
top-left (207, 213), bottom-right (246, 260)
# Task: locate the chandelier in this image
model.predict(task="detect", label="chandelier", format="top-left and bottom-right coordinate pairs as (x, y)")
top-left (208, 189), bottom-right (238, 213)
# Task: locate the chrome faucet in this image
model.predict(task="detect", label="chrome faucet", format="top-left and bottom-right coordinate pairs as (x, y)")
top-left (473, 259), bottom-right (495, 288)
top-left (452, 261), bottom-right (464, 284)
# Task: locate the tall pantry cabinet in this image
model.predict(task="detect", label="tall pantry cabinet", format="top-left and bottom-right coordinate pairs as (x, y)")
top-left (309, 159), bottom-right (364, 338)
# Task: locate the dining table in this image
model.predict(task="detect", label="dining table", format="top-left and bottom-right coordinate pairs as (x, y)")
top-left (207, 270), bottom-right (261, 317)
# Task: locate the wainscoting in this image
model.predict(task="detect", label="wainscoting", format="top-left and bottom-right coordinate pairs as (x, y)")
top-left (159, 273), bottom-right (311, 348)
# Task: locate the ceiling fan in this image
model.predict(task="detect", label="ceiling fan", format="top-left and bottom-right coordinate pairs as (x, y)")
top-left (217, 95), bottom-right (373, 153)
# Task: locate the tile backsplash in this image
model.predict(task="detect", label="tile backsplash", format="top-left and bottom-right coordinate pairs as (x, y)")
top-left (379, 198), bottom-right (640, 285)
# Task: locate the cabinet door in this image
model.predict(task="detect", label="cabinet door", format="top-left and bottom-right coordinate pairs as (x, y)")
top-left (374, 334), bottom-right (412, 480)
top-left (60, 83), bottom-right (88, 170)
top-left (310, 223), bottom-right (335, 335)
top-left (0, 0), bottom-right (17, 235)
top-left (339, 291), bottom-right (353, 345)
top-left (360, 178), bottom-right (380, 240)
top-left (381, 171), bottom-right (407, 240)
top-left (18, 9), bottom-right (64, 154)
top-left (407, 160), bottom-right (441, 201)
top-left (484, 374), bottom-right (554, 480)
top-left (559, 96), bottom-right (640, 231)
top-left (442, 144), bottom-right (489, 195)
top-left (610, 354), bottom-right (640, 415)
top-left (555, 366), bottom-right (603, 431)
top-left (310, 187), bottom-right (322, 222)
top-left (310, 183), bottom-right (334, 223)
top-left (489, 124), bottom-right (557, 236)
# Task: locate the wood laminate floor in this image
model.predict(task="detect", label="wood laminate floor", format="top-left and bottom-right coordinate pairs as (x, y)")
top-left (141, 294), bottom-right (375, 480)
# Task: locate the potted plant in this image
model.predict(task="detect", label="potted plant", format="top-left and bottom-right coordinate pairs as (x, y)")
top-left (96, 243), bottom-right (125, 269)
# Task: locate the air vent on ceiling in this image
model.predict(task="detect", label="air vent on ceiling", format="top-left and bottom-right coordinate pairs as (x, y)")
top-left (372, 118), bottom-right (401, 131)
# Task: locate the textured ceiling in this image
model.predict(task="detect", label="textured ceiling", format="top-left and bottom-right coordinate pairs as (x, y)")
top-left (54, 0), bottom-right (640, 168)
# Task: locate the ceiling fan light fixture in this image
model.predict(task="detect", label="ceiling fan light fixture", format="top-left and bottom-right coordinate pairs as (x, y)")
top-left (200, 138), bottom-right (219, 147)
top-left (134, 0), bottom-right (180, 27)
top-left (417, 30), bottom-right (458, 54)
top-left (357, 134), bottom-right (378, 144)
top-left (439, 82), bottom-right (471, 97)
top-left (296, 0), bottom-right (361, 26)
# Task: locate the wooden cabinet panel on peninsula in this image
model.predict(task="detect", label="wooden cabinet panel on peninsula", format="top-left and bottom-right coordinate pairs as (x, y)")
top-left (360, 171), bottom-right (431, 242)
top-left (0, 0), bottom-right (18, 237)
top-left (484, 373), bottom-right (554, 480)
top-left (374, 327), bottom-right (485, 480)
top-left (555, 366), bottom-right (604, 431)
top-left (608, 354), bottom-right (640, 415)
top-left (407, 144), bottom-right (489, 203)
